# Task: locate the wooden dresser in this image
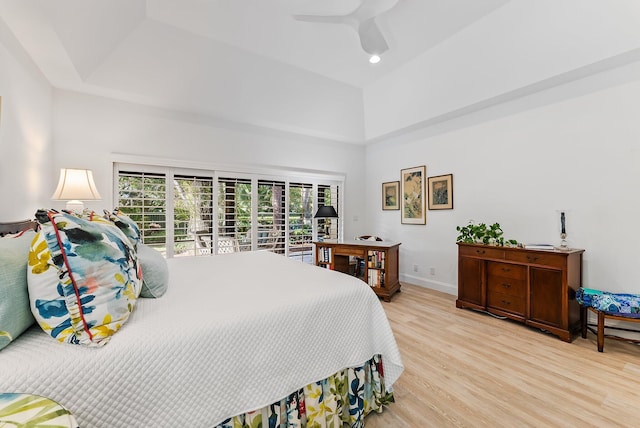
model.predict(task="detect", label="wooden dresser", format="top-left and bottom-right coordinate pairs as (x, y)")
top-left (456, 243), bottom-right (584, 342)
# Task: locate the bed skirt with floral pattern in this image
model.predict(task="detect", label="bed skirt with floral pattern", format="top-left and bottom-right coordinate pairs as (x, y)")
top-left (215, 354), bottom-right (394, 428)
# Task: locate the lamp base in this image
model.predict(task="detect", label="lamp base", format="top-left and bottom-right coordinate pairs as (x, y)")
top-left (554, 233), bottom-right (569, 251)
top-left (65, 200), bottom-right (85, 213)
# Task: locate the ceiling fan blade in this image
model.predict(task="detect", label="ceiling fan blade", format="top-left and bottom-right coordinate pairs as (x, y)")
top-left (359, 17), bottom-right (389, 55)
top-left (293, 0), bottom-right (398, 56)
top-left (354, 0), bottom-right (400, 22)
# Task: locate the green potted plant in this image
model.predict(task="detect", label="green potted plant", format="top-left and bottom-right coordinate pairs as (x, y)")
top-left (456, 221), bottom-right (518, 246)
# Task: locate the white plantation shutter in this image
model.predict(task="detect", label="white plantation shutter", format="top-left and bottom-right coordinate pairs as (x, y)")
top-left (115, 163), bottom-right (342, 262)
top-left (288, 182), bottom-right (314, 262)
top-left (257, 180), bottom-right (286, 254)
top-left (117, 170), bottom-right (168, 254)
top-left (317, 184), bottom-right (340, 240)
top-left (218, 176), bottom-right (252, 252)
top-left (174, 174), bottom-right (214, 256)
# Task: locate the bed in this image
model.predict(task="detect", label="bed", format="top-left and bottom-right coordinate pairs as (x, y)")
top-left (0, 217), bottom-right (403, 427)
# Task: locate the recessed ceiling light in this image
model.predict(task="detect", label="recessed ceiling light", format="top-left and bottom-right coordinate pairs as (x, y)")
top-left (369, 55), bottom-right (381, 64)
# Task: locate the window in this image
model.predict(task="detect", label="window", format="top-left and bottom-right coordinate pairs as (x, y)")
top-left (218, 177), bottom-right (252, 252)
top-left (117, 171), bottom-right (167, 254)
top-left (288, 182), bottom-right (313, 262)
top-left (174, 174), bottom-right (214, 256)
top-left (317, 184), bottom-right (339, 241)
top-left (115, 163), bottom-right (342, 262)
top-left (257, 180), bottom-right (286, 254)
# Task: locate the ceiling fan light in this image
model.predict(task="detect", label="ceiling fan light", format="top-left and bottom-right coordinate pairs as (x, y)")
top-left (369, 54), bottom-right (381, 64)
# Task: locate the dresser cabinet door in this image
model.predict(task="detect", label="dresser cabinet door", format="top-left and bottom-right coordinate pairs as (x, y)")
top-left (459, 257), bottom-right (483, 306)
top-left (529, 267), bottom-right (563, 327)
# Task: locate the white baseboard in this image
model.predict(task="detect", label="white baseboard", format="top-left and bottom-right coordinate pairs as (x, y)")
top-left (400, 274), bottom-right (457, 296)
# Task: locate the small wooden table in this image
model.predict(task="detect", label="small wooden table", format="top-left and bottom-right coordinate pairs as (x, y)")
top-left (314, 240), bottom-right (401, 301)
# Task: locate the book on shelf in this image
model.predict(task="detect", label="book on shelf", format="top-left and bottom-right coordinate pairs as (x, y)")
top-left (367, 269), bottom-right (383, 288)
top-left (318, 247), bottom-right (332, 263)
top-left (524, 244), bottom-right (555, 250)
top-left (367, 250), bottom-right (385, 269)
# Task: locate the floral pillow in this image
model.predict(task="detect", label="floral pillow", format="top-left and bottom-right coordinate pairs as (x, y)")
top-left (104, 208), bottom-right (141, 248)
top-left (27, 209), bottom-right (142, 346)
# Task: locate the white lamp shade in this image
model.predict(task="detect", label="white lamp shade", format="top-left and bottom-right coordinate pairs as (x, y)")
top-left (51, 168), bottom-right (102, 201)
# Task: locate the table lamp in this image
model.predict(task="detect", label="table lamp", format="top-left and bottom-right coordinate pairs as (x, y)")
top-left (51, 168), bottom-right (102, 212)
top-left (314, 205), bottom-right (338, 240)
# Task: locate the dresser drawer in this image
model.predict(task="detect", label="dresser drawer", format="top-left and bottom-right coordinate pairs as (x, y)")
top-left (487, 276), bottom-right (526, 298)
top-left (487, 262), bottom-right (526, 280)
top-left (505, 251), bottom-right (565, 268)
top-left (334, 247), bottom-right (366, 258)
top-left (487, 291), bottom-right (525, 316)
top-left (459, 245), bottom-right (505, 260)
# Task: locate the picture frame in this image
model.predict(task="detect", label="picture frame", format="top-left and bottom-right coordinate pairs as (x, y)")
top-left (400, 165), bottom-right (426, 224)
top-left (382, 181), bottom-right (400, 210)
top-left (428, 174), bottom-right (453, 210)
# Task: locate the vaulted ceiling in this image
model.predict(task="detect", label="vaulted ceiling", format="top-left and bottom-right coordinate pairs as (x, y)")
top-left (2, 0), bottom-right (640, 143)
top-left (2, 0), bottom-right (509, 87)
top-left (0, 0), bottom-right (508, 141)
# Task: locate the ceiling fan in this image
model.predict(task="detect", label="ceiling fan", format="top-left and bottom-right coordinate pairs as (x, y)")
top-left (293, 0), bottom-right (400, 63)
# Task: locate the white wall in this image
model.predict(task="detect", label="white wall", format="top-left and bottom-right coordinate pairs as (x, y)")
top-left (0, 18), bottom-right (53, 221)
top-left (365, 61), bottom-right (640, 295)
top-left (51, 89), bottom-right (367, 238)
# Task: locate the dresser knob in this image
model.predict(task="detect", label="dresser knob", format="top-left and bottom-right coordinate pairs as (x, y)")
top-left (501, 300), bottom-right (511, 305)
top-left (502, 283), bottom-right (511, 289)
top-left (501, 267), bottom-right (511, 272)
top-left (476, 249), bottom-right (485, 255)
top-left (526, 255), bottom-right (539, 262)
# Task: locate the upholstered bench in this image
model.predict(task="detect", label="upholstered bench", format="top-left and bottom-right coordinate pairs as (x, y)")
top-left (576, 287), bottom-right (640, 352)
top-left (0, 393), bottom-right (78, 427)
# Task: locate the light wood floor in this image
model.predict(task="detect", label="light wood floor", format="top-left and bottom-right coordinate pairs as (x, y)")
top-left (365, 284), bottom-right (640, 428)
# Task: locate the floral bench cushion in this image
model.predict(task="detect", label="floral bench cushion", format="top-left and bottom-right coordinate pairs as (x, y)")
top-left (576, 288), bottom-right (640, 318)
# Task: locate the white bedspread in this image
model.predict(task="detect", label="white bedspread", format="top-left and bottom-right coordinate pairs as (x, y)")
top-left (0, 251), bottom-right (403, 427)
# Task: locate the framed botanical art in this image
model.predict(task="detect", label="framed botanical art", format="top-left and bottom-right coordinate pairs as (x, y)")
top-left (382, 181), bottom-right (400, 210)
top-left (400, 166), bottom-right (426, 224)
top-left (428, 174), bottom-right (453, 210)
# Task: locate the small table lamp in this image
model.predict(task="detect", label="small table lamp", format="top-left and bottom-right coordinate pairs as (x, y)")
top-left (314, 205), bottom-right (338, 240)
top-left (51, 168), bottom-right (102, 212)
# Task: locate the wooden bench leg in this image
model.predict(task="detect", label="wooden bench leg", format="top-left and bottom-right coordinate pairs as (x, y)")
top-left (597, 310), bottom-right (605, 352)
top-left (580, 305), bottom-right (587, 338)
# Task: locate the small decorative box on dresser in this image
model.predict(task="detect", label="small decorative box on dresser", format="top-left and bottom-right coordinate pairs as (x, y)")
top-left (456, 243), bottom-right (585, 342)
top-left (314, 240), bottom-right (401, 302)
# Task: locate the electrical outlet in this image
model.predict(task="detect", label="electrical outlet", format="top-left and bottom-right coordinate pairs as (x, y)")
top-left (413, 264), bottom-right (418, 272)
top-left (430, 267), bottom-right (436, 276)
